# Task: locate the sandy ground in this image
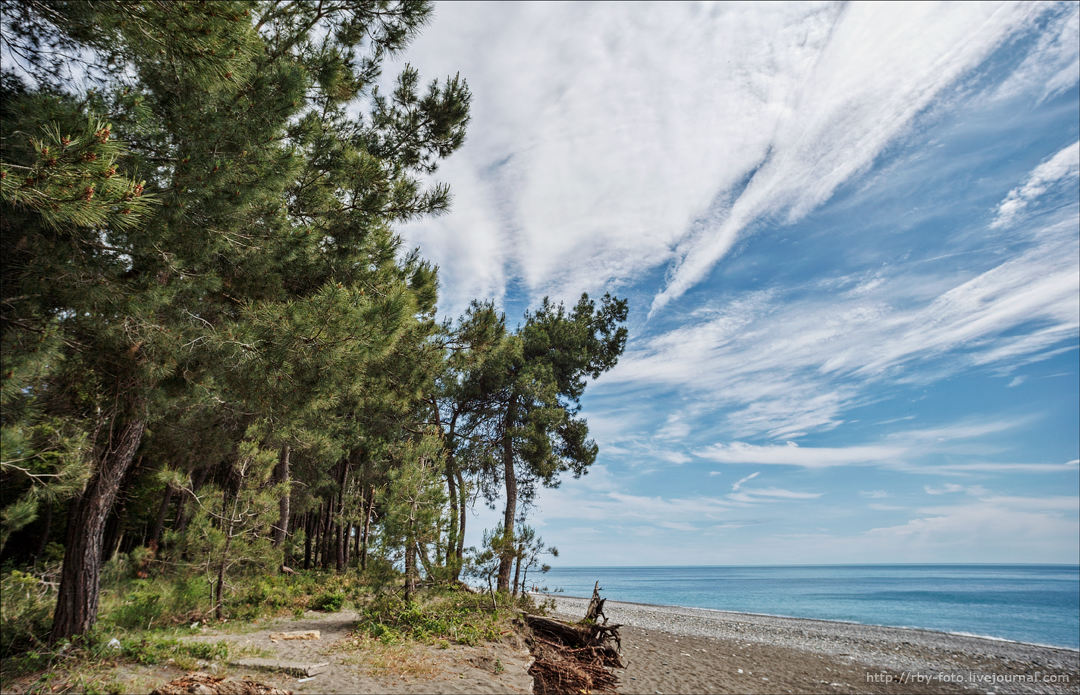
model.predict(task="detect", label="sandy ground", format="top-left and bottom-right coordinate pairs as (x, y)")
top-left (168, 609), bottom-right (534, 694)
top-left (10, 599), bottom-right (1076, 694)
top-left (543, 595), bottom-right (1080, 695)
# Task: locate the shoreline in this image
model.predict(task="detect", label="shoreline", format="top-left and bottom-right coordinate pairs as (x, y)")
top-left (539, 594), bottom-right (1079, 694)
top-left (533, 592), bottom-right (1080, 652)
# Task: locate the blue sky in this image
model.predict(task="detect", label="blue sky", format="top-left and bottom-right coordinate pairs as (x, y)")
top-left (390, 2), bottom-right (1080, 566)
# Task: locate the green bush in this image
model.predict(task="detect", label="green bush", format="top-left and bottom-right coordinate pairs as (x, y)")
top-left (357, 588), bottom-right (502, 646)
top-left (0, 570), bottom-right (55, 656)
top-left (311, 591), bottom-right (345, 612)
top-left (102, 574), bottom-right (208, 630)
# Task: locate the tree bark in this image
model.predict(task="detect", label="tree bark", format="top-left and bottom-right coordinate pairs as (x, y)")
top-left (149, 484), bottom-right (174, 549)
top-left (303, 510), bottom-right (313, 569)
top-left (51, 413), bottom-right (146, 642)
top-left (497, 399), bottom-right (517, 592)
top-left (404, 536), bottom-right (417, 601)
top-left (416, 540), bottom-right (435, 581)
top-left (512, 546), bottom-right (522, 597)
top-left (454, 469), bottom-right (466, 581)
top-left (335, 462), bottom-right (348, 571)
top-left (444, 461), bottom-right (458, 569)
top-left (360, 485), bottom-right (373, 572)
top-left (271, 444), bottom-right (290, 550)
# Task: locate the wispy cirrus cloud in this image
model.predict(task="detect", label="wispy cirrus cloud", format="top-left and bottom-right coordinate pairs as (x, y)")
top-left (649, 1), bottom-right (1052, 314)
top-left (390, 2), bottom-right (1068, 317)
top-left (695, 418), bottom-right (1056, 473)
top-left (992, 140), bottom-right (1079, 228)
top-left (601, 203), bottom-right (1078, 441)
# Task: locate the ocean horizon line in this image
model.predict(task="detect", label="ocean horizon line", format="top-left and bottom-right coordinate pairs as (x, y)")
top-left (543, 561), bottom-right (1080, 569)
top-left (537, 592), bottom-right (1080, 653)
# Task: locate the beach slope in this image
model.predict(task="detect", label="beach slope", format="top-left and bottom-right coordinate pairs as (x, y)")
top-left (543, 595), bottom-right (1079, 694)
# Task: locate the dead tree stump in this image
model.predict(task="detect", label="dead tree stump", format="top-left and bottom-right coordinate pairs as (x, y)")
top-left (524, 580), bottom-right (623, 694)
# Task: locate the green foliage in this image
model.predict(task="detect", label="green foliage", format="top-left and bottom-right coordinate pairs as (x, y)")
top-left (101, 574), bottom-right (206, 631)
top-left (0, 117), bottom-right (156, 229)
top-left (311, 591), bottom-right (345, 612)
top-left (118, 635), bottom-right (228, 666)
top-left (0, 570), bottom-right (55, 656)
top-left (357, 588), bottom-right (503, 646)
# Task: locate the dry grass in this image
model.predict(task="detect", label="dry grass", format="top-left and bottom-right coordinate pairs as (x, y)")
top-left (333, 633), bottom-right (439, 680)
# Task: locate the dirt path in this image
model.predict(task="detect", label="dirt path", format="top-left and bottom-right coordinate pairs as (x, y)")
top-left (169, 610), bottom-right (534, 695)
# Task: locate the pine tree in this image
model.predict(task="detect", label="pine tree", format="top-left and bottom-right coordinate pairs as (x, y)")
top-left (1, 0), bottom-right (469, 639)
top-left (491, 293), bottom-right (628, 591)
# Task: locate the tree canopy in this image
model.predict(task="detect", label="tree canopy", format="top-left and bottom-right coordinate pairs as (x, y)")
top-left (0, 0), bottom-right (627, 643)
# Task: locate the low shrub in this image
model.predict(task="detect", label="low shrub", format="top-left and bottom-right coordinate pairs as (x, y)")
top-left (0, 570), bottom-right (56, 657)
top-left (311, 591), bottom-right (345, 612)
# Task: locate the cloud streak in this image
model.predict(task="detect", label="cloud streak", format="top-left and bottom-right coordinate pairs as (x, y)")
top-left (389, 2), bottom-right (1066, 317)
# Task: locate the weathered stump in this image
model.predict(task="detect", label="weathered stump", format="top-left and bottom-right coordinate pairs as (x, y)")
top-left (524, 581), bottom-right (623, 694)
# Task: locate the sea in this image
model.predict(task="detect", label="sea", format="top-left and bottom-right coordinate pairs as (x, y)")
top-left (537, 564), bottom-right (1080, 649)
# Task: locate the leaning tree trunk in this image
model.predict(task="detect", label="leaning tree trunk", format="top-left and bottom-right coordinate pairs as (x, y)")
top-left (51, 413), bottom-right (146, 642)
top-left (497, 400), bottom-right (518, 592)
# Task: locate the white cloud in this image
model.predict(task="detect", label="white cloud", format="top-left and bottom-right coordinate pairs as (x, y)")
top-left (924, 483), bottom-right (989, 496)
top-left (602, 210), bottom-right (1078, 441)
top-left (992, 3), bottom-right (1079, 103)
top-left (991, 141), bottom-right (1080, 229)
top-left (855, 500), bottom-right (1079, 563)
top-left (700, 442), bottom-right (904, 469)
top-left (860, 490), bottom-right (890, 499)
top-left (651, 1), bottom-right (1048, 314)
top-left (867, 503), bottom-right (905, 511)
top-left (693, 417), bottom-right (1069, 474)
top-left (731, 471), bottom-right (760, 491)
top-left (387, 2), bottom-right (1056, 316)
top-left (728, 487), bottom-right (823, 504)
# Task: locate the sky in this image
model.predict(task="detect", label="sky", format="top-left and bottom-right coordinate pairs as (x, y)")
top-left (388, 1), bottom-right (1080, 566)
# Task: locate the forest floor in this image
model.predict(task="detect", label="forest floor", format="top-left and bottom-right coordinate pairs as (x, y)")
top-left (120, 608), bottom-right (534, 694)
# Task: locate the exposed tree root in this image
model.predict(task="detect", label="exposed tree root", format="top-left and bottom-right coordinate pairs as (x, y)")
top-left (150, 672), bottom-right (291, 695)
top-left (525, 581), bottom-right (624, 694)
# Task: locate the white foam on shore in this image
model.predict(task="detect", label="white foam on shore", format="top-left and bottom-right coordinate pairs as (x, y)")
top-left (536, 593), bottom-right (1080, 652)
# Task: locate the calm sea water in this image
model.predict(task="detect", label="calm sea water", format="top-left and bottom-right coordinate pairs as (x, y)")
top-left (537, 565), bottom-right (1080, 649)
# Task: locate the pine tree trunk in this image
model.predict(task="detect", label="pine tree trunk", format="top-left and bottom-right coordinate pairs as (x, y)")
top-left (360, 486), bottom-right (373, 572)
top-left (335, 462), bottom-right (347, 571)
top-left (497, 400), bottom-right (517, 592)
top-left (272, 444), bottom-right (290, 550)
top-left (51, 414), bottom-right (146, 642)
top-left (303, 511), bottom-right (313, 570)
top-left (335, 523), bottom-right (344, 572)
top-left (454, 470), bottom-right (466, 581)
top-left (444, 461), bottom-right (458, 569)
top-left (512, 549), bottom-right (522, 597)
top-left (319, 497), bottom-right (334, 568)
top-left (149, 485), bottom-right (173, 549)
top-left (404, 538), bottom-right (417, 602)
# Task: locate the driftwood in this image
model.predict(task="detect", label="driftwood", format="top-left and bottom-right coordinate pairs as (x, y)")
top-left (524, 580), bottom-right (623, 694)
top-left (150, 672), bottom-right (291, 695)
top-left (267, 630), bottom-right (320, 642)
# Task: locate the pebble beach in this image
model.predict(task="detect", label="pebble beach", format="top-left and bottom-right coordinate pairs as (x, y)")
top-left (542, 595), bottom-right (1080, 694)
